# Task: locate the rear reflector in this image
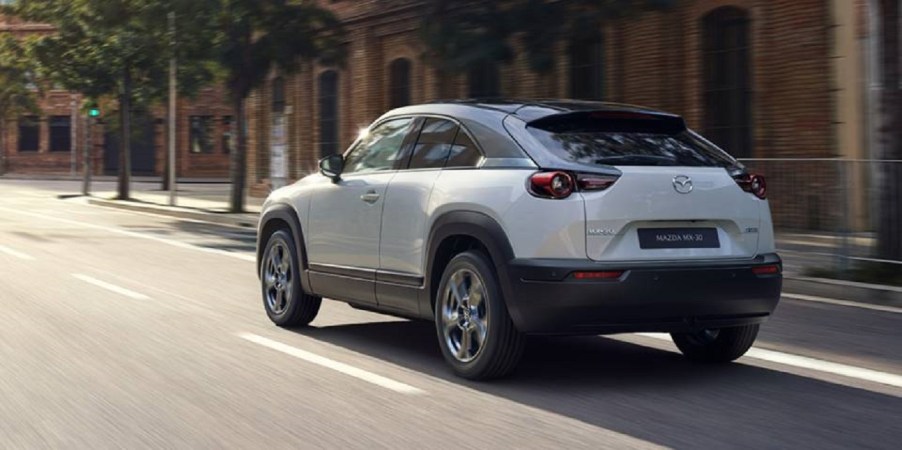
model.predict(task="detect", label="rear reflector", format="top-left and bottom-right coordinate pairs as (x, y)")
top-left (752, 265), bottom-right (781, 276)
top-left (573, 270), bottom-right (624, 280)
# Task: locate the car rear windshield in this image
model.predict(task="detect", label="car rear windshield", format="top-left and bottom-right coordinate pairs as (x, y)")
top-left (526, 112), bottom-right (738, 168)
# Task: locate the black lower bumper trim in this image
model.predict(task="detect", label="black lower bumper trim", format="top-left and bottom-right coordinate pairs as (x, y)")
top-left (502, 254), bottom-right (783, 334)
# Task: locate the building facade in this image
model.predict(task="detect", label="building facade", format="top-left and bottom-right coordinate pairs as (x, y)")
top-left (245, 0), bottom-right (873, 231)
top-left (0, 15), bottom-right (234, 179)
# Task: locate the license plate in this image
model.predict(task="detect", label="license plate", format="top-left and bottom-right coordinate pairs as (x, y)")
top-left (637, 228), bottom-right (720, 249)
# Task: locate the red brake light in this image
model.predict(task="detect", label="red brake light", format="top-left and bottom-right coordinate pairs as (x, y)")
top-left (734, 173), bottom-right (767, 200)
top-left (573, 270), bottom-right (625, 280)
top-left (752, 264), bottom-right (781, 276)
top-left (529, 171), bottom-right (574, 199)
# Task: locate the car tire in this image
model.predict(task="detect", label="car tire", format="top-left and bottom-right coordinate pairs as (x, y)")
top-left (434, 250), bottom-right (525, 380)
top-left (671, 324), bottom-right (760, 363)
top-left (261, 229), bottom-right (321, 327)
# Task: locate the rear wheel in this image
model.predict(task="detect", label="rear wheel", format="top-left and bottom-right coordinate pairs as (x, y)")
top-left (261, 229), bottom-right (321, 327)
top-left (435, 251), bottom-right (525, 380)
top-left (671, 324), bottom-right (759, 363)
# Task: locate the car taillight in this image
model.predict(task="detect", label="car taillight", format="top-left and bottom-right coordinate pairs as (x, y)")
top-left (529, 171), bottom-right (620, 199)
top-left (576, 173), bottom-right (620, 191)
top-left (752, 264), bottom-right (781, 276)
top-left (529, 171), bottom-right (574, 199)
top-left (734, 173), bottom-right (767, 200)
top-left (573, 270), bottom-right (625, 280)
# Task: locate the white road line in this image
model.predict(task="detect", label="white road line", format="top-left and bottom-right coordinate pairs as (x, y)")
top-left (72, 274), bottom-right (151, 300)
top-left (0, 245), bottom-right (35, 260)
top-left (238, 333), bottom-right (425, 395)
top-left (0, 206), bottom-right (255, 262)
top-left (783, 293), bottom-right (902, 314)
top-left (636, 333), bottom-right (902, 389)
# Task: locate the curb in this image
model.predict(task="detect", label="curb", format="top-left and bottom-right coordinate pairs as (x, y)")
top-left (784, 276), bottom-right (902, 309)
top-left (86, 197), bottom-right (258, 229)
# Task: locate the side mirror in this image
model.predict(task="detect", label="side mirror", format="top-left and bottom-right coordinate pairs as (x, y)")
top-left (319, 154), bottom-right (345, 182)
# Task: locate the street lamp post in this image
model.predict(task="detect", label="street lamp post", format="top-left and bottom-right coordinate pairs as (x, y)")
top-left (168, 11), bottom-right (177, 206)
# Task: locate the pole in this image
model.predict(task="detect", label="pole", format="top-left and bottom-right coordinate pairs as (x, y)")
top-left (82, 114), bottom-right (92, 196)
top-left (168, 11), bottom-right (177, 206)
top-left (70, 96), bottom-right (77, 177)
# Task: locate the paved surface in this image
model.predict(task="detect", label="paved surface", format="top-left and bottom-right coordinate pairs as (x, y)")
top-left (0, 179), bottom-right (900, 449)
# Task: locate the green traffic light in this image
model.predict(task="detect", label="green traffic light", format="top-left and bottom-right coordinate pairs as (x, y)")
top-left (89, 108), bottom-right (100, 117)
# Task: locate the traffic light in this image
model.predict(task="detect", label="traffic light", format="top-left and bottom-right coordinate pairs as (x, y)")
top-left (85, 100), bottom-right (100, 118)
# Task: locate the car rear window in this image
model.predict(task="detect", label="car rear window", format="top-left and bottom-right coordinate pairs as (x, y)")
top-left (526, 112), bottom-right (738, 167)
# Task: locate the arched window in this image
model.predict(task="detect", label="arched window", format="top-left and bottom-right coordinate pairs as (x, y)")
top-left (702, 6), bottom-right (753, 158)
top-left (468, 63), bottom-right (500, 98)
top-left (272, 77), bottom-right (286, 114)
top-left (318, 70), bottom-right (339, 158)
top-left (389, 58), bottom-right (412, 108)
top-left (569, 35), bottom-right (604, 100)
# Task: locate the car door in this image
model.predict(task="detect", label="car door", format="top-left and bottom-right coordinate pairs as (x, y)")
top-left (377, 117), bottom-right (462, 314)
top-left (307, 117), bottom-right (416, 305)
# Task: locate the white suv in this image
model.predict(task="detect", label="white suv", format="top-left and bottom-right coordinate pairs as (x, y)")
top-left (257, 100), bottom-right (782, 380)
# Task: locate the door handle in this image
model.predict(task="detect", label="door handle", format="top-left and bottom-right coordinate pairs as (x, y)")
top-left (360, 190), bottom-right (380, 204)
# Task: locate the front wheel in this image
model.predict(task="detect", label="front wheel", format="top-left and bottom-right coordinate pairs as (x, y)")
top-left (671, 324), bottom-right (760, 363)
top-left (261, 229), bottom-right (322, 327)
top-left (435, 251), bottom-right (525, 380)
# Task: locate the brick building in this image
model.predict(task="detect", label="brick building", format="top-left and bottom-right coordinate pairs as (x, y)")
top-left (0, 15), bottom-right (234, 179)
top-left (245, 0), bottom-right (874, 231)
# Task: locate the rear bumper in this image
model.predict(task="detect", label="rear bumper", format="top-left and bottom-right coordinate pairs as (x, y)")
top-left (502, 253), bottom-right (782, 335)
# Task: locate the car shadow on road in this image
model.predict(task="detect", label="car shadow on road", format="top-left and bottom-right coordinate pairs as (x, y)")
top-left (292, 319), bottom-right (902, 449)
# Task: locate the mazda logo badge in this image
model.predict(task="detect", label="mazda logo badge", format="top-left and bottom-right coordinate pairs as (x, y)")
top-left (673, 175), bottom-right (693, 194)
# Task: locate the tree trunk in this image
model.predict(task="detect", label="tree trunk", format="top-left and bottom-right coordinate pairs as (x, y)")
top-left (162, 95), bottom-right (170, 191)
top-left (0, 117), bottom-right (6, 175)
top-left (229, 95), bottom-right (246, 213)
top-left (877, 0), bottom-right (901, 261)
top-left (118, 68), bottom-right (132, 200)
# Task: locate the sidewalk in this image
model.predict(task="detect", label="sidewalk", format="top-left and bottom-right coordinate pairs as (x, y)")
top-left (88, 182), bottom-right (262, 228)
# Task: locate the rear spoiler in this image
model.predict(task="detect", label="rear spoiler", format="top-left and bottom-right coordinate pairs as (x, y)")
top-left (527, 110), bottom-right (687, 135)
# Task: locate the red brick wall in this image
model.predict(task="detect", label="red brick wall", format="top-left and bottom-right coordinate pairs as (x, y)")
top-left (242, 0), bottom-right (835, 196)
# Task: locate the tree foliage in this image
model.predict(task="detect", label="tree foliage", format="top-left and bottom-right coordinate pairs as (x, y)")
top-left (210, 0), bottom-right (345, 212)
top-left (421, 0), bottom-right (679, 74)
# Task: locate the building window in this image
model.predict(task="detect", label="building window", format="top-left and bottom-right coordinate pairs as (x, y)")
top-left (318, 70), bottom-right (339, 157)
top-left (222, 116), bottom-right (234, 154)
top-left (468, 63), bottom-right (500, 98)
top-left (272, 77), bottom-right (286, 114)
top-left (49, 116), bottom-right (72, 152)
top-left (702, 6), bottom-right (753, 158)
top-left (389, 58), bottom-right (412, 109)
top-left (569, 35), bottom-right (604, 100)
top-left (189, 115), bottom-right (215, 154)
top-left (18, 116), bottom-right (39, 152)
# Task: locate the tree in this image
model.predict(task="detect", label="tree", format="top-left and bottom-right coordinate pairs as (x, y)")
top-left (211, 1), bottom-right (345, 213)
top-left (876, 0), bottom-right (901, 261)
top-left (421, 0), bottom-right (679, 76)
top-left (7, 0), bottom-right (218, 199)
top-left (0, 36), bottom-right (39, 175)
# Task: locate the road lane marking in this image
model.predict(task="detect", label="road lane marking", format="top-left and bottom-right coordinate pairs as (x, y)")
top-left (72, 274), bottom-right (151, 300)
top-left (636, 333), bottom-right (902, 389)
top-left (0, 245), bottom-right (35, 260)
top-left (237, 333), bottom-right (425, 395)
top-left (0, 206), bottom-right (255, 262)
top-left (783, 293), bottom-right (902, 314)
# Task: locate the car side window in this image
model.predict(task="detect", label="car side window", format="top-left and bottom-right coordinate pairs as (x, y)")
top-left (445, 128), bottom-right (483, 168)
top-left (409, 118), bottom-right (459, 170)
top-left (343, 118), bottom-right (414, 175)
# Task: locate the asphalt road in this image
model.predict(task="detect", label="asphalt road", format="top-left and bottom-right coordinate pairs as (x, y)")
top-left (0, 179), bottom-right (900, 449)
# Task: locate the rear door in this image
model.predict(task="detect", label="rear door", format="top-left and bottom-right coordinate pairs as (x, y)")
top-left (525, 112), bottom-right (761, 262)
top-left (377, 117), bottom-right (463, 313)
